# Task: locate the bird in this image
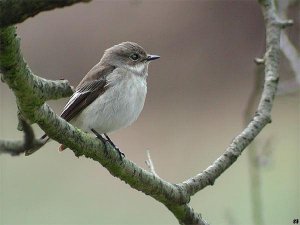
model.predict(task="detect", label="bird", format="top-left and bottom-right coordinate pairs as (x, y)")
top-left (25, 42), bottom-right (160, 157)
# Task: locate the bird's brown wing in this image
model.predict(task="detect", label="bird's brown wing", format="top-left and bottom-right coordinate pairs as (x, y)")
top-left (60, 80), bottom-right (106, 121)
top-left (60, 64), bottom-right (116, 122)
top-left (26, 80), bottom-right (107, 155)
top-left (24, 64), bottom-right (116, 156)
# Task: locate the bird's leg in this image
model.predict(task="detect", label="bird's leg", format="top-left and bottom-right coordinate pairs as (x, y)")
top-left (90, 128), bottom-right (108, 155)
top-left (104, 133), bottom-right (125, 159)
top-left (90, 129), bottom-right (124, 160)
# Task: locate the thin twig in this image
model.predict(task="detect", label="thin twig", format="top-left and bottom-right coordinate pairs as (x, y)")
top-left (279, 31), bottom-right (300, 86)
top-left (178, 0), bottom-right (291, 197)
top-left (145, 150), bottom-right (160, 178)
top-left (277, 0), bottom-right (300, 94)
top-left (0, 117), bottom-right (44, 156)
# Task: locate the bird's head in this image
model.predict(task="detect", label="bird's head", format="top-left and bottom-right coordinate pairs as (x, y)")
top-left (101, 42), bottom-right (160, 75)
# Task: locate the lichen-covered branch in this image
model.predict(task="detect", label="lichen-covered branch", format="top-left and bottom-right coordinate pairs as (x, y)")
top-left (0, 26), bottom-right (73, 120)
top-left (0, 4), bottom-right (201, 223)
top-left (166, 204), bottom-right (209, 225)
top-left (0, 0), bottom-right (290, 224)
top-left (178, 0), bottom-right (291, 197)
top-left (0, 117), bottom-right (44, 156)
top-left (0, 0), bottom-right (92, 28)
top-left (34, 103), bottom-right (191, 205)
top-left (0, 23), bottom-right (191, 204)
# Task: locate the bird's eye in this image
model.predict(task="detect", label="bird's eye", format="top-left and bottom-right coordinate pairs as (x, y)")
top-left (130, 53), bottom-right (139, 61)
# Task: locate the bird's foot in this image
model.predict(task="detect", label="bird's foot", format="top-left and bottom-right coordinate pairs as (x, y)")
top-left (91, 128), bottom-right (109, 155)
top-left (90, 129), bottom-right (125, 160)
top-left (104, 133), bottom-right (125, 160)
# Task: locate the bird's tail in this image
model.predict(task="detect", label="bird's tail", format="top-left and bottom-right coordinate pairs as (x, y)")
top-left (25, 134), bottom-right (50, 156)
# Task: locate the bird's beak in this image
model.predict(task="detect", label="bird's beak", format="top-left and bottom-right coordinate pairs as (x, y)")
top-left (146, 54), bottom-right (160, 61)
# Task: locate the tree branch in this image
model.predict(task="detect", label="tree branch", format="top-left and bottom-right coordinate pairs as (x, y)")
top-left (277, 0), bottom-right (300, 95)
top-left (0, 117), bottom-right (44, 156)
top-left (0, 0), bottom-right (92, 28)
top-left (280, 32), bottom-right (300, 83)
top-left (0, 23), bottom-right (199, 225)
top-left (166, 204), bottom-right (209, 225)
top-left (0, 0), bottom-right (291, 224)
top-left (277, 0), bottom-right (300, 94)
top-left (0, 26), bottom-right (73, 119)
top-left (177, 0), bottom-right (290, 197)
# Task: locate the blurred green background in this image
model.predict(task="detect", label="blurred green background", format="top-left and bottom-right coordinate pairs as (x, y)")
top-left (0, 1), bottom-right (299, 225)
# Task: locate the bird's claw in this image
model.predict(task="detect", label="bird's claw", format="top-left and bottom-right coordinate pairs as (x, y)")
top-left (104, 133), bottom-right (125, 160)
top-left (91, 129), bottom-right (125, 160)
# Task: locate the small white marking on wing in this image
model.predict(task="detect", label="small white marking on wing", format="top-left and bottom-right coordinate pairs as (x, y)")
top-left (63, 92), bottom-right (84, 110)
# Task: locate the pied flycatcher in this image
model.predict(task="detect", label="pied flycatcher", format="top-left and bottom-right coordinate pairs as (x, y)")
top-left (25, 42), bottom-right (160, 156)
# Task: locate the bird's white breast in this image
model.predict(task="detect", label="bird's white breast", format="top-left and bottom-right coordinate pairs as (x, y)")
top-left (71, 69), bottom-right (147, 134)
